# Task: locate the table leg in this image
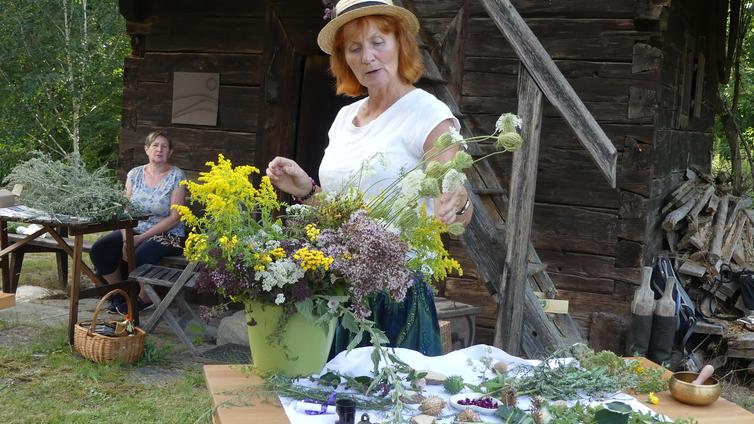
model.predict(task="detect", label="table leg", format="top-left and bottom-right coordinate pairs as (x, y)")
top-left (123, 227), bottom-right (139, 324)
top-left (43, 225), bottom-right (102, 286)
top-left (0, 220), bottom-right (9, 293)
top-left (68, 234), bottom-right (83, 345)
top-left (124, 227), bottom-right (135, 273)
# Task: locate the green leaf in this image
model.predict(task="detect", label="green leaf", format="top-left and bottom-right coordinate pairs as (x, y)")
top-left (318, 372), bottom-right (341, 387)
top-left (370, 329), bottom-right (390, 345)
top-left (354, 376), bottom-right (373, 386)
top-left (341, 313), bottom-right (359, 334)
top-left (496, 405), bottom-right (535, 424)
top-left (595, 409), bottom-right (630, 424)
top-left (346, 331), bottom-right (364, 351)
top-left (295, 298), bottom-right (314, 322)
top-left (603, 402), bottom-right (632, 414)
top-left (371, 347), bottom-right (381, 370)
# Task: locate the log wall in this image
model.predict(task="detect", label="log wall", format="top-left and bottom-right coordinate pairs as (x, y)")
top-left (407, 0), bottom-right (718, 345)
top-left (643, 0), bottom-right (717, 266)
top-left (119, 2), bottom-right (267, 182)
top-left (117, 0), bottom-right (718, 350)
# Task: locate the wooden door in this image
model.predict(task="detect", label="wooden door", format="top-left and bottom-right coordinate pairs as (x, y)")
top-left (258, 3), bottom-right (350, 185)
top-left (295, 56), bottom-right (351, 184)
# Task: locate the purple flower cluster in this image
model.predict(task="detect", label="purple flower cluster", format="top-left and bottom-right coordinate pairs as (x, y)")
top-left (320, 210), bottom-right (412, 319)
top-left (195, 250), bottom-right (257, 299)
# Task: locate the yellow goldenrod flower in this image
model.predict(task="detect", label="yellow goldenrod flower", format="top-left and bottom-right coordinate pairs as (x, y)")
top-left (270, 247), bottom-right (286, 259)
top-left (648, 392), bottom-right (659, 405)
top-left (293, 247), bottom-right (334, 272)
top-left (305, 224), bottom-right (320, 242)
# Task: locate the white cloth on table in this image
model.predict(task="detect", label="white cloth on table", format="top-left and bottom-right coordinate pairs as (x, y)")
top-left (280, 344), bottom-right (669, 423)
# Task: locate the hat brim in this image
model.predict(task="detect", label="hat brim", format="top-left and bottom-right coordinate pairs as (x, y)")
top-left (317, 5), bottom-right (419, 55)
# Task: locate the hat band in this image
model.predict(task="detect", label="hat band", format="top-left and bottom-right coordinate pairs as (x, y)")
top-left (337, 1), bottom-right (388, 17)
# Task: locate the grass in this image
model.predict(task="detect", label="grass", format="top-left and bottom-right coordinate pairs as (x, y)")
top-left (1, 233), bottom-right (216, 423)
top-left (15, 232), bottom-right (104, 291)
top-left (0, 324), bottom-right (212, 423)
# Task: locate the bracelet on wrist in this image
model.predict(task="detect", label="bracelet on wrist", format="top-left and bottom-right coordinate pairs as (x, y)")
top-left (292, 178), bottom-right (317, 203)
top-left (456, 198), bottom-right (471, 216)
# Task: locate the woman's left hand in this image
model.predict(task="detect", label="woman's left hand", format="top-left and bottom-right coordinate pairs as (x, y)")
top-left (122, 234), bottom-right (146, 261)
top-left (133, 234), bottom-right (146, 247)
top-left (435, 185), bottom-right (469, 224)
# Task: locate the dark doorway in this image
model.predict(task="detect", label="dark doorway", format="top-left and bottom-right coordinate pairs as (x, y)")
top-left (294, 56), bottom-right (352, 184)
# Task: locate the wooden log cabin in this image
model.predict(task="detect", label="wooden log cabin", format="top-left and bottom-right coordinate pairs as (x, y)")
top-left (117, 0), bottom-right (726, 354)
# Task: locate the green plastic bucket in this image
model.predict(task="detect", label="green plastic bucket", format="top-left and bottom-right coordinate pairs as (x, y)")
top-left (245, 300), bottom-right (336, 377)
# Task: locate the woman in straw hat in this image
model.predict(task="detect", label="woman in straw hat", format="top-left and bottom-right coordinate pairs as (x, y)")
top-left (266, 0), bottom-right (472, 356)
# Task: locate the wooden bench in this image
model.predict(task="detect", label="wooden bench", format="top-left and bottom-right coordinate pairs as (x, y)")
top-left (7, 232), bottom-right (186, 291)
top-left (129, 262), bottom-right (204, 356)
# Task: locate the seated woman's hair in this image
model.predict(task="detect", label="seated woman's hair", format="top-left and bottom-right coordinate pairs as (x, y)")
top-left (330, 14), bottom-right (423, 97)
top-left (145, 130), bottom-right (173, 149)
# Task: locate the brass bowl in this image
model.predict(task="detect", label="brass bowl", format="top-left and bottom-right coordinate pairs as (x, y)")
top-left (669, 371), bottom-right (721, 406)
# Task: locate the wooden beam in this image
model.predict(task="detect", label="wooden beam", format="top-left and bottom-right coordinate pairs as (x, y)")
top-left (709, 195), bottom-right (730, 263)
top-left (0, 292), bottom-right (14, 310)
top-left (495, 66), bottom-right (543, 355)
top-left (422, 47), bottom-right (582, 357)
top-left (479, 0), bottom-right (618, 188)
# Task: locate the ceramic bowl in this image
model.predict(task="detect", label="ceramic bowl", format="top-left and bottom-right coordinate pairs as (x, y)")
top-left (669, 371), bottom-right (721, 406)
top-left (449, 393), bottom-right (503, 415)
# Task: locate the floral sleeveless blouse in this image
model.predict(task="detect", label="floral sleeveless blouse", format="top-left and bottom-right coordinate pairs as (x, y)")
top-left (127, 165), bottom-right (186, 237)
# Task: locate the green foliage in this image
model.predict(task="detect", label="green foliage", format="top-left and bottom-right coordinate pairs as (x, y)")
top-left (0, 0), bottom-right (128, 181)
top-left (715, 7), bottom-right (754, 193)
top-left (443, 374), bottom-right (465, 395)
top-left (3, 152), bottom-right (137, 220)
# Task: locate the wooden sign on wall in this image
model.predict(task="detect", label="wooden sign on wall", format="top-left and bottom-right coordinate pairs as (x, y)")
top-left (171, 72), bottom-right (220, 126)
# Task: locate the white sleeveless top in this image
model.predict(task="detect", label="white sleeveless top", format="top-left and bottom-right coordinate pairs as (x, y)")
top-left (319, 88), bottom-right (459, 212)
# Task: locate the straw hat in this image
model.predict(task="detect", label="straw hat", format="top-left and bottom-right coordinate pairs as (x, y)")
top-left (317, 0), bottom-right (419, 55)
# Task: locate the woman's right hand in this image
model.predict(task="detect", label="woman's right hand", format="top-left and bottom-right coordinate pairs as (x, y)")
top-left (265, 157), bottom-right (312, 197)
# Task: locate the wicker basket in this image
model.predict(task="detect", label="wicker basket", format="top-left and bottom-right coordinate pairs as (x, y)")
top-left (74, 289), bottom-right (145, 364)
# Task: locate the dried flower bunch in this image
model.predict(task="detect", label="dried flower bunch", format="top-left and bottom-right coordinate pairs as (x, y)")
top-left (3, 152), bottom-right (137, 221)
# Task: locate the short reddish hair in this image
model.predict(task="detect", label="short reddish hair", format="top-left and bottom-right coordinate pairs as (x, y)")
top-left (330, 15), bottom-right (423, 97)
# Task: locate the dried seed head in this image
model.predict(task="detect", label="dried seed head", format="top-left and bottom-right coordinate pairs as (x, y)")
top-left (456, 408), bottom-right (481, 422)
top-left (493, 361), bottom-right (508, 374)
top-left (501, 387), bottom-right (517, 407)
top-left (531, 395), bottom-right (544, 410)
top-left (419, 396), bottom-right (446, 416)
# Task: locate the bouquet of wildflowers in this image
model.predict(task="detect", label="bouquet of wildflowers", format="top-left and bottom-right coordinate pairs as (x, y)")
top-left (175, 112), bottom-right (523, 326)
top-left (175, 112), bottom-right (523, 422)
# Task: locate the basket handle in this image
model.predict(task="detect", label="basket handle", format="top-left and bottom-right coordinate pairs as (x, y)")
top-left (87, 288), bottom-right (134, 336)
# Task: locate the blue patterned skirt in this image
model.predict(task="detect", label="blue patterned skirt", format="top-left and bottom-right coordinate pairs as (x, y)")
top-left (330, 276), bottom-right (442, 357)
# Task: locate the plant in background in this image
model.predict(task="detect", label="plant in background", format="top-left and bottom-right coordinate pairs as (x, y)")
top-left (3, 151), bottom-right (137, 221)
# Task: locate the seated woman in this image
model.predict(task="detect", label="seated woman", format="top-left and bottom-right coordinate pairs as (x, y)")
top-left (89, 130), bottom-right (187, 313)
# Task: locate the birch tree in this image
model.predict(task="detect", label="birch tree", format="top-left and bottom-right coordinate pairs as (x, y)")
top-left (0, 0), bottom-right (128, 177)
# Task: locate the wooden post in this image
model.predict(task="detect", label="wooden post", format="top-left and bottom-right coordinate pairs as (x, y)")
top-left (0, 220), bottom-right (9, 293)
top-left (479, 0), bottom-right (617, 188)
top-left (68, 234), bottom-right (83, 345)
top-left (495, 65), bottom-right (543, 355)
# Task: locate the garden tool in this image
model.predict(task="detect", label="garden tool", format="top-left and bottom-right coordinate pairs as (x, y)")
top-left (626, 266), bottom-right (655, 356)
top-left (648, 275), bottom-right (677, 365)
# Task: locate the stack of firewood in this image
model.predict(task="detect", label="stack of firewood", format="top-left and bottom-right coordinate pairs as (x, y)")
top-left (662, 169), bottom-right (754, 284)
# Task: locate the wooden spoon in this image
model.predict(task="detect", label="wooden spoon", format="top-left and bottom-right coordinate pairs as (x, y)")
top-left (691, 365), bottom-right (715, 385)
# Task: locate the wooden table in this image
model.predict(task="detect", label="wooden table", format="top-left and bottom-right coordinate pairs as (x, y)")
top-left (631, 357), bottom-right (754, 423)
top-left (0, 205), bottom-right (141, 344)
top-left (204, 361), bottom-right (754, 424)
top-left (204, 365), bottom-right (289, 424)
